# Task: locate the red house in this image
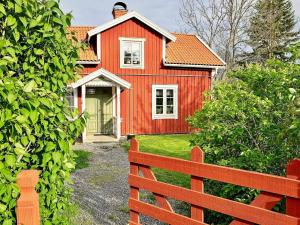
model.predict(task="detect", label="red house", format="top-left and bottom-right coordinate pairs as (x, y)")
top-left (68, 2), bottom-right (225, 142)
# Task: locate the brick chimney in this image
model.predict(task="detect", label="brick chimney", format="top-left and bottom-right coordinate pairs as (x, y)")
top-left (112, 2), bottom-right (128, 19)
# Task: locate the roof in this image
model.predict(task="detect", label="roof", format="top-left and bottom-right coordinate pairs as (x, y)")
top-left (88, 11), bottom-right (176, 42)
top-left (68, 27), bottom-right (226, 67)
top-left (165, 33), bottom-right (225, 67)
top-left (67, 26), bottom-right (98, 62)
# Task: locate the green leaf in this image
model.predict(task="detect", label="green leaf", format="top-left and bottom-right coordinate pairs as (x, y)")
top-left (15, 4), bottom-right (22, 13)
top-left (0, 203), bottom-right (6, 212)
top-left (289, 88), bottom-right (296, 94)
top-left (42, 153), bottom-right (52, 165)
top-left (0, 4), bottom-right (6, 15)
top-left (52, 152), bottom-right (61, 164)
top-left (3, 220), bottom-right (12, 225)
top-left (58, 140), bottom-right (69, 152)
top-left (7, 93), bottom-right (16, 104)
top-left (65, 162), bottom-right (75, 169)
top-left (15, 124), bottom-right (22, 134)
top-left (5, 155), bottom-right (16, 167)
top-left (16, 115), bottom-right (27, 124)
top-left (53, 17), bottom-right (63, 25)
top-left (45, 142), bottom-right (56, 151)
top-left (14, 147), bottom-right (26, 156)
top-left (34, 49), bottom-right (44, 55)
top-left (29, 15), bottom-right (42, 28)
top-left (30, 111), bottom-right (39, 124)
top-left (7, 15), bottom-right (16, 26)
top-left (24, 80), bottom-right (36, 93)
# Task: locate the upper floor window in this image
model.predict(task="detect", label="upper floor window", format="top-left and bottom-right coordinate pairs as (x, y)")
top-left (152, 85), bottom-right (178, 120)
top-left (119, 37), bottom-right (145, 69)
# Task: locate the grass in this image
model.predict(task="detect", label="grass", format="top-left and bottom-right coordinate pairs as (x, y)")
top-left (134, 134), bottom-right (193, 188)
top-left (74, 150), bottom-right (92, 170)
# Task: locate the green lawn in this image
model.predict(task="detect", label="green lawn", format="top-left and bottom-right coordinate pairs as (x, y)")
top-left (74, 150), bottom-right (92, 170)
top-left (135, 134), bottom-right (193, 188)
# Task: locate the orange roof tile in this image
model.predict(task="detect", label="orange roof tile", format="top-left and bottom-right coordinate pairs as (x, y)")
top-left (68, 27), bottom-right (225, 66)
top-left (166, 33), bottom-right (225, 66)
top-left (67, 26), bottom-right (98, 62)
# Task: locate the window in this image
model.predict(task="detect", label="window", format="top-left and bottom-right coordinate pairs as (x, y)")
top-left (120, 38), bottom-right (145, 69)
top-left (152, 85), bottom-right (178, 119)
top-left (66, 88), bottom-right (77, 111)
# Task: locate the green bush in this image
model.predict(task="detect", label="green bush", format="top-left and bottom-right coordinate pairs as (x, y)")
top-left (189, 44), bottom-right (300, 224)
top-left (0, 0), bottom-right (86, 224)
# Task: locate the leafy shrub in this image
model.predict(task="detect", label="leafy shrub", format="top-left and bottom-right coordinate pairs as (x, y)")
top-left (0, 0), bottom-right (86, 224)
top-left (189, 44), bottom-right (300, 224)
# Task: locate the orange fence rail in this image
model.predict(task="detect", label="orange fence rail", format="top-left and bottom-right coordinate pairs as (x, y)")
top-left (128, 138), bottom-right (300, 225)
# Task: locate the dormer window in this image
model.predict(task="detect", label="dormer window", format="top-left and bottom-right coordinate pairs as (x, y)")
top-left (119, 37), bottom-right (145, 69)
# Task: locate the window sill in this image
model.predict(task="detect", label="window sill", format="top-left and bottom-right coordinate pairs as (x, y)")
top-left (152, 115), bottom-right (178, 120)
top-left (120, 65), bottom-right (144, 70)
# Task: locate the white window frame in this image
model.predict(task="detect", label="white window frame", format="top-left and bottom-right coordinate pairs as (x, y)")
top-left (66, 88), bottom-right (78, 111)
top-left (119, 37), bottom-right (145, 69)
top-left (152, 85), bottom-right (178, 120)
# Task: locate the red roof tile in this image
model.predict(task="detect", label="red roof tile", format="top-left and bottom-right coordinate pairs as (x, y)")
top-left (67, 26), bottom-right (98, 62)
top-left (166, 33), bottom-right (225, 66)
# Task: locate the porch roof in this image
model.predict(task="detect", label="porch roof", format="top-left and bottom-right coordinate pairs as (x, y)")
top-left (71, 68), bottom-right (131, 89)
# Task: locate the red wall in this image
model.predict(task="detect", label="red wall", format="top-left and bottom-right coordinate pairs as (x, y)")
top-left (80, 18), bottom-right (212, 135)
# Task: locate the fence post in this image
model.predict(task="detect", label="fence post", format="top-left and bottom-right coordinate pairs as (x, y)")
top-left (129, 138), bottom-right (140, 224)
top-left (286, 159), bottom-right (300, 218)
top-left (191, 146), bottom-right (204, 222)
top-left (16, 170), bottom-right (40, 225)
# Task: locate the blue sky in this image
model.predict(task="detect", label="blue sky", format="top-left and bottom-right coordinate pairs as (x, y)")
top-left (60, 0), bottom-right (300, 31)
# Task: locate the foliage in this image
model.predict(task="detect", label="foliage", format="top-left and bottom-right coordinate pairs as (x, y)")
top-left (189, 43), bottom-right (300, 224)
top-left (74, 150), bottom-right (92, 170)
top-left (245, 0), bottom-right (299, 63)
top-left (0, 0), bottom-right (86, 224)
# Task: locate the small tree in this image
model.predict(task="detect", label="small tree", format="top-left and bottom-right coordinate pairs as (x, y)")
top-left (189, 43), bottom-right (300, 224)
top-left (245, 0), bottom-right (299, 63)
top-left (0, 0), bottom-right (86, 224)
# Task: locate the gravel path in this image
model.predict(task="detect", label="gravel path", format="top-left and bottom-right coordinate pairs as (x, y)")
top-left (71, 142), bottom-right (166, 225)
top-left (71, 143), bottom-right (130, 225)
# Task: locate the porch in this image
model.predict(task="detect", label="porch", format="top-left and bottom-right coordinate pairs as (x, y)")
top-left (71, 68), bottom-right (131, 142)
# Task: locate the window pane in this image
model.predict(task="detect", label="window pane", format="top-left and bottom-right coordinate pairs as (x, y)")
top-left (66, 89), bottom-right (74, 110)
top-left (167, 89), bottom-right (174, 97)
top-left (132, 43), bottom-right (141, 65)
top-left (124, 57), bottom-right (132, 65)
top-left (167, 97), bottom-right (173, 105)
top-left (166, 106), bottom-right (174, 114)
top-left (156, 89), bottom-right (163, 97)
top-left (156, 97), bottom-right (163, 106)
top-left (156, 106), bottom-right (163, 114)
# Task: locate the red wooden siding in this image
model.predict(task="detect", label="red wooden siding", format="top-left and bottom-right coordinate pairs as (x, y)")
top-left (80, 18), bottom-right (212, 135)
top-left (119, 74), bottom-right (210, 135)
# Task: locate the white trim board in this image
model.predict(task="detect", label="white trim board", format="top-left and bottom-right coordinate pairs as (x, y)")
top-left (88, 11), bottom-right (176, 42)
top-left (163, 61), bottom-right (225, 69)
top-left (71, 68), bottom-right (131, 89)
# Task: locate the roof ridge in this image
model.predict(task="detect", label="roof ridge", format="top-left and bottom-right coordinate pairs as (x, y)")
top-left (171, 32), bottom-right (196, 36)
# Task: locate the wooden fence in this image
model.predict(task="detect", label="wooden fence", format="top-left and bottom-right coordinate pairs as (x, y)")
top-left (128, 138), bottom-right (300, 225)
